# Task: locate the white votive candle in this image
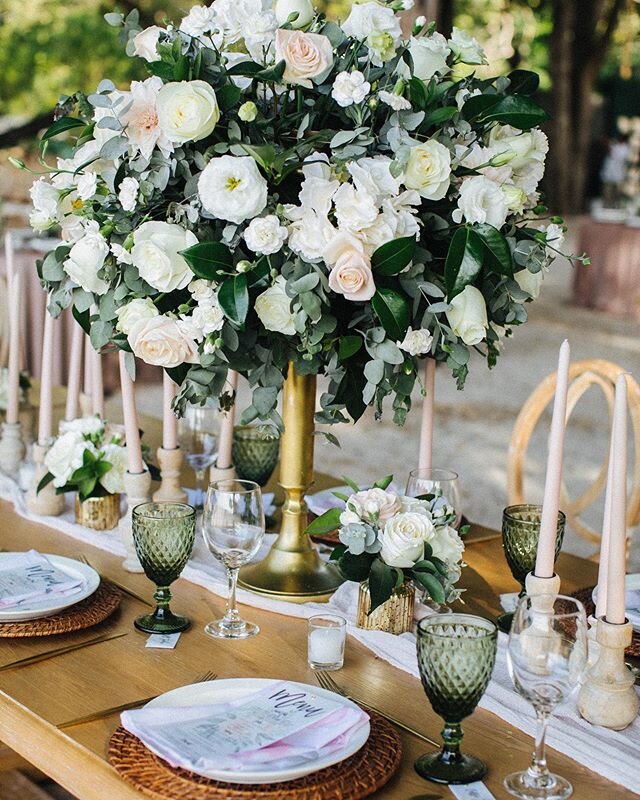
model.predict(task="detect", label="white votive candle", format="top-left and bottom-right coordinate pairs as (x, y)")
top-left (308, 614), bottom-right (346, 670)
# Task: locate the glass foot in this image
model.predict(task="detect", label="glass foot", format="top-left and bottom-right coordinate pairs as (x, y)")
top-left (204, 618), bottom-right (259, 640)
top-left (415, 751), bottom-right (487, 785)
top-left (497, 611), bottom-right (514, 633)
top-left (134, 610), bottom-right (190, 634)
top-left (504, 770), bottom-right (573, 799)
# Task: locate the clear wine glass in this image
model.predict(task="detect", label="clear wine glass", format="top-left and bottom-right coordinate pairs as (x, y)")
top-left (406, 468), bottom-right (462, 529)
top-left (178, 403), bottom-right (218, 506)
top-left (506, 594), bottom-right (588, 800)
top-left (202, 479), bottom-right (265, 639)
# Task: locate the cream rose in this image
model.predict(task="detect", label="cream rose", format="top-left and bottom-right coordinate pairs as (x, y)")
top-left (156, 80), bottom-right (220, 144)
top-left (131, 221), bottom-right (197, 292)
top-left (198, 155), bottom-right (268, 224)
top-left (63, 229), bottom-right (110, 295)
top-left (328, 248), bottom-right (375, 302)
top-left (514, 268), bottom-right (543, 300)
top-left (275, 29), bottom-right (334, 88)
top-left (379, 511), bottom-right (436, 568)
top-left (408, 33), bottom-right (450, 81)
top-left (44, 432), bottom-right (95, 488)
top-left (255, 277), bottom-right (296, 335)
top-left (129, 315), bottom-right (200, 368)
top-left (133, 26), bottom-right (163, 62)
top-left (431, 524), bottom-right (465, 566)
top-left (403, 140), bottom-right (451, 201)
top-left (115, 298), bottom-right (159, 335)
top-left (347, 488), bottom-right (402, 524)
top-left (446, 285), bottom-right (488, 346)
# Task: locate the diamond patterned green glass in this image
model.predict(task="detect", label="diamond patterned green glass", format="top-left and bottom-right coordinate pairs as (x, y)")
top-left (232, 425), bottom-right (280, 487)
top-left (497, 504), bottom-right (566, 632)
top-left (132, 502), bottom-right (196, 634)
top-left (415, 613), bottom-right (498, 785)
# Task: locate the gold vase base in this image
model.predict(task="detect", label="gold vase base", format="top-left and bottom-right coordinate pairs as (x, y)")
top-left (239, 550), bottom-right (344, 604)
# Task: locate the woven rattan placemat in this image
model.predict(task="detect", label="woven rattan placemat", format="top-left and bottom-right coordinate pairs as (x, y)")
top-left (109, 713), bottom-right (402, 800)
top-left (558, 587), bottom-right (640, 658)
top-left (0, 581), bottom-right (122, 638)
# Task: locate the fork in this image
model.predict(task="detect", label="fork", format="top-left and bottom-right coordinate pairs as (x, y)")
top-left (58, 671), bottom-right (218, 729)
top-left (76, 553), bottom-right (153, 607)
top-left (314, 671), bottom-right (439, 748)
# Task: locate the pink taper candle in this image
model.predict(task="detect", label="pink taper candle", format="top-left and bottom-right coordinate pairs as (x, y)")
top-left (606, 373), bottom-right (628, 625)
top-left (162, 372), bottom-right (178, 450)
top-left (418, 358), bottom-right (436, 470)
top-left (83, 334), bottom-right (92, 400)
top-left (595, 435), bottom-right (614, 619)
top-left (535, 339), bottom-right (571, 578)
top-left (64, 324), bottom-right (84, 422)
top-left (91, 348), bottom-right (104, 419)
top-left (5, 234), bottom-right (21, 426)
top-left (216, 370), bottom-right (238, 470)
top-left (37, 308), bottom-right (55, 445)
top-left (118, 351), bottom-right (145, 474)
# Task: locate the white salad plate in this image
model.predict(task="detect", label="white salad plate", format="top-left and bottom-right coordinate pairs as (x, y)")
top-left (145, 677), bottom-right (370, 784)
top-left (592, 573), bottom-right (640, 631)
top-left (0, 554), bottom-right (99, 622)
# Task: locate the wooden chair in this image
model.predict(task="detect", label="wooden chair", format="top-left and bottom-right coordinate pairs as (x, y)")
top-left (507, 359), bottom-right (640, 558)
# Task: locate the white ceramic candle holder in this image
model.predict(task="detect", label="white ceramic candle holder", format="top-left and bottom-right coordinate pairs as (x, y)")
top-left (153, 447), bottom-right (188, 504)
top-left (119, 469), bottom-right (151, 573)
top-left (26, 442), bottom-right (65, 516)
top-left (0, 421), bottom-right (26, 477)
top-left (209, 462), bottom-right (237, 483)
top-left (586, 614), bottom-right (601, 666)
top-left (577, 617), bottom-right (639, 730)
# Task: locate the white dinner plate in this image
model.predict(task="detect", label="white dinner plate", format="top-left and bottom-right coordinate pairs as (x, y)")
top-left (145, 677), bottom-right (370, 784)
top-left (592, 573), bottom-right (640, 631)
top-left (0, 554), bottom-right (100, 622)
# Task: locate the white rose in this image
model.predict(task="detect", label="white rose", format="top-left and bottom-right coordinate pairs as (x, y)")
top-left (115, 298), bottom-right (159, 335)
top-left (76, 172), bottom-right (98, 201)
top-left (29, 178), bottom-right (59, 231)
top-left (190, 302), bottom-right (225, 335)
top-left (398, 327), bottom-right (433, 356)
top-left (379, 511), bottom-right (436, 568)
top-left (129, 315), bottom-right (200, 368)
top-left (446, 285), bottom-right (488, 346)
top-left (156, 80), bottom-right (220, 144)
top-left (452, 176), bottom-right (508, 229)
top-left (514, 268), bottom-right (544, 300)
top-left (408, 33), bottom-right (450, 81)
top-left (448, 27), bottom-right (486, 65)
top-left (274, 0), bottom-right (314, 28)
top-left (275, 29), bottom-right (334, 89)
top-left (133, 26), bottom-right (163, 62)
top-left (403, 140), bottom-right (451, 201)
top-left (131, 221), bottom-right (197, 293)
top-left (189, 279), bottom-right (216, 304)
top-left (99, 443), bottom-right (129, 495)
top-left (244, 215), bottom-right (288, 255)
top-left (341, 2), bottom-right (402, 66)
top-left (333, 183), bottom-right (378, 233)
top-left (198, 155), bottom-right (268, 224)
top-left (331, 71), bottom-right (370, 108)
top-left (431, 524), bottom-right (465, 566)
top-left (44, 432), bottom-right (95, 488)
top-left (118, 177), bottom-right (139, 212)
top-left (348, 488), bottom-right (402, 524)
top-left (63, 230), bottom-right (110, 295)
top-left (59, 416), bottom-right (104, 437)
top-left (255, 277), bottom-right (296, 335)
top-left (488, 125), bottom-right (548, 170)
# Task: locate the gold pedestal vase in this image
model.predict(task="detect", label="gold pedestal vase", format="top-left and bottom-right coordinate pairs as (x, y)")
top-left (239, 364), bottom-right (344, 602)
top-left (75, 493), bottom-right (121, 531)
top-left (356, 580), bottom-right (416, 635)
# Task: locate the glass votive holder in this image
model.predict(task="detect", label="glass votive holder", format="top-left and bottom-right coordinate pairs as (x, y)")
top-left (307, 614), bottom-right (346, 671)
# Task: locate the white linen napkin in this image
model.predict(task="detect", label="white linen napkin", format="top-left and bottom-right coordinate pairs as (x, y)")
top-left (121, 681), bottom-right (369, 773)
top-left (0, 550), bottom-right (85, 608)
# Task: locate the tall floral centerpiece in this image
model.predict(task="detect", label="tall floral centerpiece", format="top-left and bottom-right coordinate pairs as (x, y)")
top-left (24, 0), bottom-right (580, 597)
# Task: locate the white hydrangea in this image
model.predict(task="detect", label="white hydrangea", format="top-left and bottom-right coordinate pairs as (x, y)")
top-left (99, 443), bottom-right (129, 494)
top-left (189, 279), bottom-right (217, 304)
top-left (29, 178), bottom-right (59, 231)
top-left (331, 71), bottom-right (370, 108)
top-left (544, 223), bottom-right (565, 248)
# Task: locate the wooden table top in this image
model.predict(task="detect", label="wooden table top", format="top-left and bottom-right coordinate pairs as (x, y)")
top-left (0, 496), bottom-right (623, 800)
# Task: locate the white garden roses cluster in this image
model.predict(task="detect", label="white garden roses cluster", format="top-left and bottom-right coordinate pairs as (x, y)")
top-left (26, 2), bottom-right (582, 428)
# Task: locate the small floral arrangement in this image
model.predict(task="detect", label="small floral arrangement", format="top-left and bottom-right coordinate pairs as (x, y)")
top-left (39, 417), bottom-right (129, 501)
top-left (307, 476), bottom-right (464, 611)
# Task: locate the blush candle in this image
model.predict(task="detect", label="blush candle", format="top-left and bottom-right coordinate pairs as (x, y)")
top-left (37, 308), bottom-right (55, 445)
top-left (65, 324), bottom-right (84, 422)
top-left (91, 347), bottom-right (104, 419)
top-left (119, 351), bottom-right (144, 474)
top-left (162, 372), bottom-right (178, 450)
top-left (216, 369), bottom-right (238, 470)
top-left (5, 234), bottom-right (21, 426)
top-left (606, 373), bottom-right (628, 625)
top-left (418, 358), bottom-right (436, 471)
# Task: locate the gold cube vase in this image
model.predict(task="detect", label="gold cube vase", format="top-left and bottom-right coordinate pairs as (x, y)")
top-left (239, 364), bottom-right (344, 602)
top-left (356, 580), bottom-right (415, 635)
top-left (75, 493), bottom-right (121, 531)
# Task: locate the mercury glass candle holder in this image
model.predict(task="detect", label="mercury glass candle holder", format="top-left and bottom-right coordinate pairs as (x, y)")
top-left (232, 424), bottom-right (280, 487)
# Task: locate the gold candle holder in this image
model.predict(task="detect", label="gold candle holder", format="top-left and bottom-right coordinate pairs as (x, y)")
top-left (356, 580), bottom-right (416, 635)
top-left (75, 493), bottom-right (121, 531)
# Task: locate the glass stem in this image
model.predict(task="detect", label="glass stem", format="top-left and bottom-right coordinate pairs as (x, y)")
top-left (195, 468), bottom-right (205, 490)
top-left (526, 707), bottom-right (553, 788)
top-left (439, 720), bottom-right (464, 765)
top-left (153, 586), bottom-right (172, 620)
top-left (224, 567), bottom-right (242, 627)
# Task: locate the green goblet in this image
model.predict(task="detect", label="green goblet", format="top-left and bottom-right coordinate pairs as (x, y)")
top-left (415, 613), bottom-right (497, 785)
top-left (232, 425), bottom-right (280, 487)
top-left (497, 504), bottom-right (566, 633)
top-left (132, 502), bottom-right (196, 634)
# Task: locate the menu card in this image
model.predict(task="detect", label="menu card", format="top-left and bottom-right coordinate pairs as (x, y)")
top-left (0, 551), bottom-right (84, 608)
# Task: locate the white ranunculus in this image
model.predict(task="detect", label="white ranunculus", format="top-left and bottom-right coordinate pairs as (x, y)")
top-left (347, 488), bottom-right (402, 524)
top-left (514, 268), bottom-right (544, 300)
top-left (44, 432), bottom-right (94, 488)
top-left (133, 26), bottom-right (163, 62)
top-left (448, 27), bottom-right (486, 65)
top-left (99, 443), bottom-right (128, 495)
top-left (59, 415), bottom-right (104, 437)
top-left (403, 139), bottom-right (451, 201)
top-left (118, 177), bottom-right (139, 212)
top-left (274, 0), bottom-right (314, 28)
top-left (333, 183), bottom-right (378, 234)
top-left (378, 90), bottom-right (411, 111)
top-left (255, 276), bottom-right (296, 335)
top-left (63, 229), bottom-right (110, 295)
top-left (331, 71), bottom-right (370, 108)
top-left (379, 511), bottom-right (436, 568)
top-left (179, 5), bottom-right (218, 37)
top-left (76, 172), bottom-right (98, 201)
top-left (446, 285), bottom-right (488, 346)
top-left (431, 524), bottom-right (465, 566)
top-left (129, 315), bottom-right (200, 368)
top-left (188, 279), bottom-right (216, 304)
top-left (544, 222), bottom-right (565, 249)
top-left (190, 301), bottom-right (225, 335)
top-left (341, 2), bottom-right (402, 67)
top-left (156, 80), bottom-right (220, 144)
top-left (452, 176), bottom-right (508, 229)
top-left (244, 215), bottom-right (288, 255)
top-left (408, 33), bottom-right (450, 81)
top-left (131, 221), bottom-right (197, 292)
top-left (115, 298), bottom-right (159, 335)
top-left (398, 327), bottom-right (433, 356)
top-left (275, 29), bottom-right (334, 88)
top-left (198, 155), bottom-right (268, 224)
top-left (29, 178), bottom-right (59, 231)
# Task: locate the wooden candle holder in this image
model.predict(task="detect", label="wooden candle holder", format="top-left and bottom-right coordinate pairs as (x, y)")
top-left (209, 462), bottom-right (236, 483)
top-left (153, 447), bottom-right (188, 504)
top-left (0, 421), bottom-right (25, 477)
top-left (26, 442), bottom-right (65, 517)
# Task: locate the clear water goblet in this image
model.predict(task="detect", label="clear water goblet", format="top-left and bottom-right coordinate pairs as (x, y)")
top-left (178, 403), bottom-right (218, 506)
top-left (406, 468), bottom-right (462, 529)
